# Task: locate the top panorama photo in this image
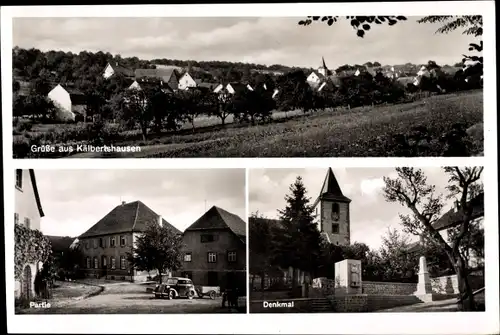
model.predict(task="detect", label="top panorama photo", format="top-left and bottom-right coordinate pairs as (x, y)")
top-left (11, 16), bottom-right (484, 158)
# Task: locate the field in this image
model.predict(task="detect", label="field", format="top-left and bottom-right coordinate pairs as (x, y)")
top-left (14, 90), bottom-right (483, 158)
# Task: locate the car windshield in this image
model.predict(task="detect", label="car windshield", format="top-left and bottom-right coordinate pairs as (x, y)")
top-left (165, 278), bottom-right (177, 285)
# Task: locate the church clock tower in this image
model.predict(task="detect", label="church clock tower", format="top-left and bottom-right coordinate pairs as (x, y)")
top-left (313, 168), bottom-right (351, 246)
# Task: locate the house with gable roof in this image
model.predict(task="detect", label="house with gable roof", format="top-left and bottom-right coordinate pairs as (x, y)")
top-left (134, 68), bottom-right (180, 91)
top-left (78, 200), bottom-right (181, 282)
top-left (14, 169), bottom-right (45, 300)
top-left (179, 205), bottom-right (247, 293)
top-left (47, 84), bottom-right (87, 122)
top-left (102, 62), bottom-right (135, 79)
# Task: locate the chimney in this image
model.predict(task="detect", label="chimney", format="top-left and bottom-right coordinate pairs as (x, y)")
top-left (158, 215), bottom-right (163, 227)
top-left (121, 201), bottom-right (126, 206)
top-left (454, 200), bottom-right (460, 213)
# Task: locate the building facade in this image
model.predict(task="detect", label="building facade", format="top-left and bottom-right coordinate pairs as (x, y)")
top-left (313, 168), bottom-right (352, 246)
top-left (78, 200), bottom-right (181, 282)
top-left (14, 169), bottom-right (45, 299)
top-left (179, 206), bottom-right (247, 293)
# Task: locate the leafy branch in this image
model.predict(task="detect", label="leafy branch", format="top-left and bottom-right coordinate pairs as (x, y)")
top-left (298, 16), bottom-right (408, 37)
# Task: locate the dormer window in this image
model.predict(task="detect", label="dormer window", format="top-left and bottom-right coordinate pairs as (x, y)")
top-left (15, 170), bottom-right (23, 189)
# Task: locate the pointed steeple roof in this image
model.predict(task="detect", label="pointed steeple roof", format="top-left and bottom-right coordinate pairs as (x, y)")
top-left (314, 168), bottom-right (351, 206)
top-left (321, 57), bottom-right (327, 69)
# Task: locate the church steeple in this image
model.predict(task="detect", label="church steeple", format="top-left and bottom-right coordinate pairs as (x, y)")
top-left (314, 168), bottom-right (351, 246)
top-left (318, 57), bottom-right (328, 77)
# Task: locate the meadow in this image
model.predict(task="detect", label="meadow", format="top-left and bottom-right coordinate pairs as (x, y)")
top-left (14, 90), bottom-right (483, 158)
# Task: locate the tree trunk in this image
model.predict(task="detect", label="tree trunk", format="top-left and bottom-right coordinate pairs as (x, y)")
top-left (141, 128), bottom-right (147, 141)
top-left (221, 115), bottom-right (226, 126)
top-left (455, 255), bottom-right (475, 311)
top-left (448, 251), bottom-right (475, 311)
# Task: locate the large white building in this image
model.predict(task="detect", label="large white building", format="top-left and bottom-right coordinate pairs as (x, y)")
top-left (14, 169), bottom-right (45, 300)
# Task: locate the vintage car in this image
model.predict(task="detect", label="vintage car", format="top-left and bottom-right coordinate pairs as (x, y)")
top-left (153, 277), bottom-right (196, 299)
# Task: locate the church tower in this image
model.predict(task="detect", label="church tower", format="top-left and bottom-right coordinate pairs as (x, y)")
top-left (318, 57), bottom-right (329, 77)
top-left (313, 168), bottom-right (351, 246)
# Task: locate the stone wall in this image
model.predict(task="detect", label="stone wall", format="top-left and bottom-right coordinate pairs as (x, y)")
top-left (430, 274), bottom-right (459, 294)
top-left (331, 294), bottom-right (422, 312)
top-left (362, 281), bottom-right (417, 295)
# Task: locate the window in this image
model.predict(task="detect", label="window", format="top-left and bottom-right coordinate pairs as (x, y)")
top-left (331, 203), bottom-right (340, 221)
top-left (85, 241), bottom-right (90, 249)
top-left (15, 170), bottom-right (23, 189)
top-left (93, 257), bottom-right (98, 269)
top-left (201, 234), bottom-right (218, 243)
top-left (227, 251), bottom-right (237, 263)
top-left (182, 271), bottom-right (193, 279)
top-left (86, 257), bottom-right (91, 269)
top-left (102, 256), bottom-right (107, 268)
top-left (24, 218), bottom-right (31, 229)
top-left (110, 257), bottom-right (116, 269)
top-left (332, 223), bottom-right (340, 234)
top-left (99, 238), bottom-right (106, 248)
top-left (207, 252), bottom-right (217, 263)
top-left (184, 253), bottom-right (192, 262)
top-left (120, 235), bottom-right (126, 247)
top-left (120, 256), bottom-right (126, 269)
top-left (14, 213), bottom-right (19, 225)
top-left (166, 278), bottom-right (178, 285)
top-left (110, 237), bottom-right (116, 247)
top-left (93, 239), bottom-right (98, 249)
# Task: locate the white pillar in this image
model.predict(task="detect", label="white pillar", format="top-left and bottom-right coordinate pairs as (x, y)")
top-left (415, 256), bottom-right (432, 295)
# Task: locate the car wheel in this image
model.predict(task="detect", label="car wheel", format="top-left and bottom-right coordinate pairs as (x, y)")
top-left (168, 290), bottom-right (174, 300)
top-left (187, 290), bottom-right (194, 300)
top-left (209, 291), bottom-right (216, 300)
top-left (154, 293), bottom-right (160, 299)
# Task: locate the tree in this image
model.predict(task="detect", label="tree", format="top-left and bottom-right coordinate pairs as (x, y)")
top-left (212, 92), bottom-right (233, 126)
top-left (298, 16), bottom-right (408, 38)
top-left (248, 213), bottom-right (284, 290)
top-left (378, 228), bottom-right (419, 282)
top-left (382, 167), bottom-right (483, 311)
top-left (273, 176), bottom-right (323, 281)
top-left (121, 88), bottom-right (154, 140)
top-left (417, 16), bottom-right (483, 78)
top-left (127, 223), bottom-right (184, 284)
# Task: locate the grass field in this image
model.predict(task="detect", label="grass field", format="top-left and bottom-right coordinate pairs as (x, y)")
top-left (67, 89), bottom-right (483, 158)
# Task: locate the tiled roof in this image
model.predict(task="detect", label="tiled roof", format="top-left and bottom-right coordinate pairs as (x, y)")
top-left (109, 63), bottom-right (134, 77)
top-left (46, 235), bottom-right (76, 253)
top-left (432, 193), bottom-right (484, 231)
top-left (135, 68), bottom-right (178, 82)
top-left (79, 201), bottom-right (180, 238)
top-left (185, 206), bottom-right (246, 242)
top-left (227, 82), bottom-right (248, 94)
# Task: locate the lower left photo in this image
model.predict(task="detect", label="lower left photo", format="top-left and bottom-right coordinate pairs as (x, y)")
top-left (12, 168), bottom-right (247, 314)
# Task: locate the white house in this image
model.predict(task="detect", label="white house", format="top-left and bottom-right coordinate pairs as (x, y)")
top-left (177, 72), bottom-right (198, 90)
top-left (47, 84), bottom-right (87, 123)
top-left (213, 83), bottom-right (225, 94)
top-left (15, 169), bottom-right (45, 300)
top-left (102, 62), bottom-right (134, 79)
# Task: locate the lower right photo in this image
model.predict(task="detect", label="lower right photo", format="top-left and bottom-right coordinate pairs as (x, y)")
top-left (248, 166), bottom-right (485, 313)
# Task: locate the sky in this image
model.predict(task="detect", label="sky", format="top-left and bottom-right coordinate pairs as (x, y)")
top-left (12, 16), bottom-right (476, 68)
top-left (34, 169), bottom-right (246, 237)
top-left (248, 167), bottom-right (482, 251)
